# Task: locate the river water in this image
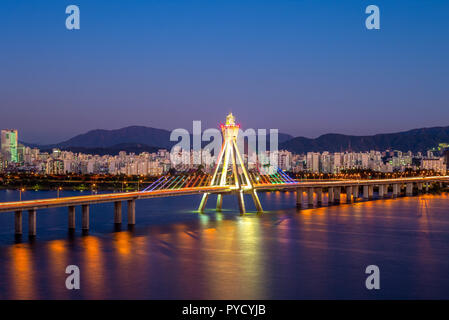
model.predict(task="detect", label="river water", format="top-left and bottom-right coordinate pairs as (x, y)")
top-left (0, 189), bottom-right (448, 299)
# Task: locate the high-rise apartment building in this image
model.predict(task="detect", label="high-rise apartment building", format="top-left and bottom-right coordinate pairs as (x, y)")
top-left (1, 129), bottom-right (18, 163)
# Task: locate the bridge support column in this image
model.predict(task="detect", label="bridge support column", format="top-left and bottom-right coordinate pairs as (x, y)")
top-left (392, 184), bottom-right (399, 198)
top-left (68, 206), bottom-right (76, 230)
top-left (368, 185), bottom-right (374, 199)
top-left (363, 185), bottom-right (369, 200)
top-left (307, 188), bottom-right (314, 207)
top-left (237, 191), bottom-right (246, 215)
top-left (127, 200), bottom-right (136, 225)
top-left (383, 185), bottom-right (388, 198)
top-left (82, 205), bottom-right (89, 230)
top-left (399, 184), bottom-right (404, 196)
top-left (114, 201), bottom-right (122, 224)
top-left (251, 190), bottom-right (263, 213)
top-left (198, 193), bottom-right (209, 213)
top-left (417, 183), bottom-right (423, 194)
top-left (346, 186), bottom-right (352, 203)
top-left (425, 183), bottom-right (429, 192)
top-left (296, 188), bottom-right (304, 208)
top-left (328, 188), bottom-right (334, 205)
top-left (352, 185), bottom-right (359, 202)
top-left (15, 211), bottom-right (22, 235)
top-left (28, 209), bottom-right (36, 237)
top-left (334, 187), bottom-right (341, 205)
top-left (378, 185), bottom-right (384, 198)
top-left (406, 183), bottom-right (413, 196)
top-left (316, 188), bottom-right (323, 206)
top-left (216, 194), bottom-right (223, 211)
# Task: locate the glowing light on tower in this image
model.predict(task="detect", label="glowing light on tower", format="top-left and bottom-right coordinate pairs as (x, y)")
top-left (198, 113), bottom-right (263, 214)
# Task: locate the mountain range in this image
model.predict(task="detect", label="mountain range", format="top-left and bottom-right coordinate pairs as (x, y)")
top-left (279, 126), bottom-right (449, 153)
top-left (22, 125), bottom-right (449, 154)
top-left (25, 126), bottom-right (293, 154)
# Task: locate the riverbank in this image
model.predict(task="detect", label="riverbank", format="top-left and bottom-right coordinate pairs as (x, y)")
top-left (0, 173), bottom-right (159, 192)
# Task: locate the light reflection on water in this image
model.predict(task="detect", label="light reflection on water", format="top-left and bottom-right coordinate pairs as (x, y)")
top-left (0, 190), bottom-right (449, 299)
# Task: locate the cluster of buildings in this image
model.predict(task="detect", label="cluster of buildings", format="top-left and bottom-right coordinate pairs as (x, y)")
top-left (1, 129), bottom-right (447, 175)
top-left (0, 130), bottom-right (169, 175)
top-left (284, 150), bottom-right (447, 174)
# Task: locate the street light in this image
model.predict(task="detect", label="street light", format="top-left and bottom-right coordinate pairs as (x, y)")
top-left (137, 179), bottom-right (143, 191)
top-left (19, 188), bottom-right (25, 201)
top-left (57, 186), bottom-right (62, 198)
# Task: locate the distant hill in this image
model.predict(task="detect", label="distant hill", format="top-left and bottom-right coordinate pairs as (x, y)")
top-left (22, 125), bottom-right (449, 154)
top-left (280, 126), bottom-right (449, 154)
top-left (274, 133), bottom-right (295, 144)
top-left (23, 126), bottom-right (293, 152)
top-left (54, 126), bottom-right (173, 149)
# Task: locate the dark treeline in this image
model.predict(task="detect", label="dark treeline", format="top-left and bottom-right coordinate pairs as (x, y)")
top-left (0, 173), bottom-right (159, 191)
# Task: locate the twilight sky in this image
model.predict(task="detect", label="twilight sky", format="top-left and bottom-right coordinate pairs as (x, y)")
top-left (0, 0), bottom-right (448, 144)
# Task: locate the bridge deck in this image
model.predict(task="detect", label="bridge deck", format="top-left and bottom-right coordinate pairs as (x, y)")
top-left (1, 176), bottom-right (448, 213)
top-left (254, 176), bottom-right (449, 190)
top-left (0, 186), bottom-right (230, 213)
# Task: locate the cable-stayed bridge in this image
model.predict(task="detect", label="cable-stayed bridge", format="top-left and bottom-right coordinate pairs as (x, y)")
top-left (1, 114), bottom-right (448, 237)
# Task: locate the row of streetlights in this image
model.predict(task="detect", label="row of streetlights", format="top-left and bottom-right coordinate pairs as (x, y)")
top-left (18, 186), bottom-right (63, 201)
top-left (17, 180), bottom-right (144, 201)
top-left (16, 178), bottom-right (152, 201)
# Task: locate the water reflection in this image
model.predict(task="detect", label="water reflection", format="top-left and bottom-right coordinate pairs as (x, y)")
top-left (81, 236), bottom-right (106, 299)
top-left (47, 240), bottom-right (68, 299)
top-left (8, 244), bottom-right (36, 299)
top-left (0, 191), bottom-right (449, 299)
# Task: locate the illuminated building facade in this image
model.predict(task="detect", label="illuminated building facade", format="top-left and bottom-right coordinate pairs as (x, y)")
top-left (1, 129), bottom-right (18, 163)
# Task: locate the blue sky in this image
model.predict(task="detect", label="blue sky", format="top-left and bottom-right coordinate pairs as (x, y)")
top-left (0, 0), bottom-right (448, 144)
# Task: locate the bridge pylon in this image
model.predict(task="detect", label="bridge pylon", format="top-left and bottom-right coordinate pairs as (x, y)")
top-left (198, 113), bottom-right (263, 214)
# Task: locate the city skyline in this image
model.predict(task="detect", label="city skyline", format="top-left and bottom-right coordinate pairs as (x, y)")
top-left (1, 127), bottom-right (446, 177)
top-left (1, 0), bottom-right (449, 144)
top-left (2, 1), bottom-right (449, 303)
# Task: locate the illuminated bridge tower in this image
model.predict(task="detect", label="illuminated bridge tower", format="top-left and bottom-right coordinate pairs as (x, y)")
top-left (198, 113), bottom-right (263, 214)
